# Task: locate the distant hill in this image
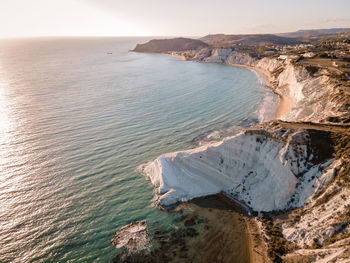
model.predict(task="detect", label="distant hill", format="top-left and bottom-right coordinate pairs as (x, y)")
top-left (132, 38), bottom-right (209, 52)
top-left (133, 28), bottom-right (350, 53)
top-left (277, 28), bottom-right (350, 38)
top-left (199, 34), bottom-right (300, 47)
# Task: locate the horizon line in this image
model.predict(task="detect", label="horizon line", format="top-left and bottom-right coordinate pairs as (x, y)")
top-left (1, 27), bottom-right (349, 40)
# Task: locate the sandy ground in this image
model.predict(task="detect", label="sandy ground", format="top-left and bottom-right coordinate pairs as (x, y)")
top-left (276, 95), bottom-right (293, 118)
top-left (167, 52), bottom-right (186, 61)
top-left (168, 53), bottom-right (294, 119)
top-left (113, 194), bottom-right (270, 263)
top-left (133, 56), bottom-right (282, 263)
top-left (176, 195), bottom-right (270, 263)
top-left (229, 63), bottom-right (294, 119)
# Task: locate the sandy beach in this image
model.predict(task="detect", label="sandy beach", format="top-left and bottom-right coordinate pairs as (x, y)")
top-left (171, 54), bottom-right (294, 119)
top-left (151, 57), bottom-right (290, 263)
top-left (168, 52), bottom-right (187, 60)
top-left (276, 95), bottom-right (293, 118)
top-left (170, 54), bottom-right (294, 119)
top-left (230, 63), bottom-right (293, 119)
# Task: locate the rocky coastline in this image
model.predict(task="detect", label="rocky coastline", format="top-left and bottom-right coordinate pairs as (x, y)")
top-left (116, 36), bottom-right (350, 262)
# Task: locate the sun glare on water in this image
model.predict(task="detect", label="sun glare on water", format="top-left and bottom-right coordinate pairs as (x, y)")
top-left (0, 78), bottom-right (12, 172)
top-left (0, 82), bottom-right (11, 132)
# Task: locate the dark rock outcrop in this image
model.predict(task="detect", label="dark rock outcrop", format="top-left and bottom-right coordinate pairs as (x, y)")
top-left (111, 220), bottom-right (149, 253)
top-left (132, 37), bottom-right (209, 53)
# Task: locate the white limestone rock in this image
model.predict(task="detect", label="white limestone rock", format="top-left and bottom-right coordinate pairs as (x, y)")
top-left (226, 51), bottom-right (257, 65)
top-left (140, 125), bottom-right (334, 212)
top-left (204, 48), bottom-right (232, 63)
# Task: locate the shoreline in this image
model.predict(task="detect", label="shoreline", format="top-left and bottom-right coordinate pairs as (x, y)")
top-left (114, 194), bottom-right (270, 262)
top-left (169, 53), bottom-right (294, 119)
top-left (228, 63), bottom-right (293, 119)
top-left (184, 194), bottom-right (269, 263)
top-left (145, 55), bottom-right (284, 262)
top-left (140, 53), bottom-right (296, 262)
top-left (133, 40), bottom-right (350, 262)
top-left (167, 52), bottom-right (187, 60)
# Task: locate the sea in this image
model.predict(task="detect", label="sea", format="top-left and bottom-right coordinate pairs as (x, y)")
top-left (0, 37), bottom-right (278, 262)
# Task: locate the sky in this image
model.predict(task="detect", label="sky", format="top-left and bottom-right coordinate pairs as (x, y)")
top-left (0, 0), bottom-right (350, 38)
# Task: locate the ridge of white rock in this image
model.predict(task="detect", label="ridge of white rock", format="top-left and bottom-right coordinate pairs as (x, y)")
top-left (204, 48), bottom-right (232, 63)
top-left (255, 58), bottom-right (339, 122)
top-left (226, 51), bottom-right (258, 65)
top-left (283, 245), bottom-right (350, 263)
top-left (139, 45), bottom-right (349, 261)
top-left (282, 159), bottom-right (349, 245)
top-left (141, 48), bottom-right (346, 214)
top-left (141, 126), bottom-right (336, 212)
top-left (192, 48), bottom-right (346, 122)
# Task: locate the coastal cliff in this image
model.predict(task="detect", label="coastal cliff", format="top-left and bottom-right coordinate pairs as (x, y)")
top-left (179, 47), bottom-right (349, 123)
top-left (134, 37), bottom-right (350, 262)
top-left (140, 121), bottom-right (342, 212)
top-left (132, 38), bottom-right (208, 53)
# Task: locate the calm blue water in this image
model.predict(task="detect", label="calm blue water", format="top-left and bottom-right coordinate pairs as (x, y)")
top-left (0, 37), bottom-right (276, 262)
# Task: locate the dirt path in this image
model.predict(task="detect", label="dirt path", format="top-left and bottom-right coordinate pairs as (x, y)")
top-left (275, 120), bottom-right (350, 134)
top-left (246, 218), bottom-right (270, 263)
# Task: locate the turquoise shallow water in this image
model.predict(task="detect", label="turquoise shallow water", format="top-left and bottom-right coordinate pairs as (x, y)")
top-left (0, 37), bottom-right (275, 262)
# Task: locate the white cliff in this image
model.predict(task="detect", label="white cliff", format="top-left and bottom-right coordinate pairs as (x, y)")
top-left (281, 160), bottom-right (350, 262)
top-left (137, 42), bottom-right (350, 262)
top-left (282, 161), bottom-right (348, 247)
top-left (204, 48), bottom-right (232, 63)
top-left (140, 123), bottom-right (338, 212)
top-left (226, 51), bottom-right (257, 65)
top-left (142, 48), bottom-right (348, 214)
top-left (254, 57), bottom-right (342, 122)
top-left (191, 47), bottom-right (348, 123)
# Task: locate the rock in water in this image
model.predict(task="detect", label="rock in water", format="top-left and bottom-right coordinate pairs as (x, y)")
top-left (111, 220), bottom-right (149, 253)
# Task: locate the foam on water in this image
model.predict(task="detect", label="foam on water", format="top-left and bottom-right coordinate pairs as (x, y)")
top-left (251, 69), bottom-right (280, 122)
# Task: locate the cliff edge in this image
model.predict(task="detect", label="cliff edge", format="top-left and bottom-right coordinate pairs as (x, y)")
top-left (134, 35), bottom-right (350, 262)
top-left (132, 37), bottom-right (209, 53)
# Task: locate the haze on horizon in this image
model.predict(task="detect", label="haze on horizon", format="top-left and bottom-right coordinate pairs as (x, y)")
top-left (1, 0), bottom-right (350, 38)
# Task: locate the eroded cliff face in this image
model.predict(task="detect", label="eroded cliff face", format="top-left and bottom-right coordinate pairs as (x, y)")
top-left (140, 121), bottom-right (340, 212)
top-left (189, 48), bottom-right (350, 123)
top-left (136, 44), bottom-right (350, 262)
top-left (193, 48), bottom-right (257, 66)
top-left (255, 57), bottom-right (349, 123)
top-left (141, 129), bottom-right (298, 212)
top-left (226, 51), bottom-right (258, 66)
top-left (140, 119), bottom-right (350, 262)
top-left (203, 48), bottom-right (232, 63)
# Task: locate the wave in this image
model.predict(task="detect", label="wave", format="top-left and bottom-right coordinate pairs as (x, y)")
top-left (250, 69), bottom-right (279, 122)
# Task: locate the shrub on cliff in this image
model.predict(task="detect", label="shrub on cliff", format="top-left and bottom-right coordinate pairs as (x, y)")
top-left (305, 65), bottom-right (319, 75)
